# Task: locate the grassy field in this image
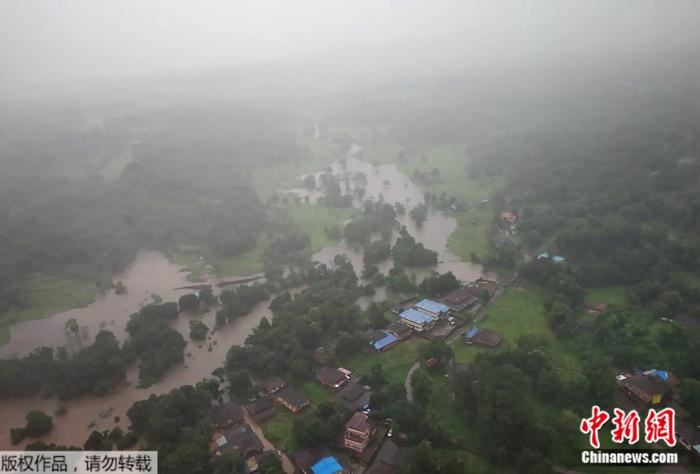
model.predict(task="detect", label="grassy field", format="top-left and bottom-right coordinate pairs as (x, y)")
top-left (343, 337), bottom-right (428, 385)
top-left (302, 381), bottom-right (332, 405)
top-left (453, 288), bottom-right (581, 371)
top-left (262, 407), bottom-right (299, 453)
top-left (0, 274), bottom-right (96, 345)
top-left (285, 203), bottom-right (358, 252)
top-left (584, 286), bottom-right (628, 306)
top-left (446, 207), bottom-right (493, 260)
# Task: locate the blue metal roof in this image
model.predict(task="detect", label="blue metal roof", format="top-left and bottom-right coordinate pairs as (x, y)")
top-left (537, 252), bottom-right (566, 263)
top-left (465, 326), bottom-right (479, 339)
top-left (372, 331), bottom-right (398, 350)
top-left (312, 456), bottom-right (343, 474)
top-left (400, 308), bottom-right (435, 325)
top-left (415, 299), bottom-right (449, 315)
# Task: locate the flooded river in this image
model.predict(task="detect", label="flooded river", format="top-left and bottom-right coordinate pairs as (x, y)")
top-left (0, 145), bottom-right (492, 451)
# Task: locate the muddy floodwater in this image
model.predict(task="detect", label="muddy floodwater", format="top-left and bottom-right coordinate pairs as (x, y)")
top-left (285, 152), bottom-right (492, 283)
top-left (0, 145), bottom-right (493, 450)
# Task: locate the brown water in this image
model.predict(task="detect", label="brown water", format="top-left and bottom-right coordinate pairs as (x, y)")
top-left (0, 147), bottom-right (493, 451)
top-left (286, 154), bottom-right (492, 283)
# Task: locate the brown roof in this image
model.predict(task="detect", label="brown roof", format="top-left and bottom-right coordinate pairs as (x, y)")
top-left (338, 381), bottom-right (366, 402)
top-left (276, 386), bottom-right (309, 408)
top-left (246, 398), bottom-right (274, 416)
top-left (316, 367), bottom-right (347, 387)
top-left (500, 211), bottom-right (516, 221)
top-left (442, 287), bottom-right (476, 305)
top-left (217, 424), bottom-right (263, 457)
top-left (261, 376), bottom-right (286, 394)
top-left (336, 381), bottom-right (370, 411)
top-left (623, 375), bottom-right (668, 396)
top-left (377, 440), bottom-right (409, 467)
top-left (465, 328), bottom-right (503, 347)
top-left (211, 402), bottom-right (244, 427)
top-left (346, 412), bottom-right (370, 432)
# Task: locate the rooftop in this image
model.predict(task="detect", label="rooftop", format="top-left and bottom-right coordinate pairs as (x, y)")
top-left (316, 367), bottom-right (347, 387)
top-left (246, 398), bottom-right (274, 415)
top-left (276, 386), bottom-right (309, 407)
top-left (464, 327), bottom-right (503, 347)
top-left (311, 456), bottom-right (343, 474)
top-left (346, 411), bottom-right (370, 433)
top-left (399, 308), bottom-right (435, 325)
top-left (537, 252), bottom-right (566, 263)
top-left (261, 376), bottom-right (286, 393)
top-left (216, 424), bottom-right (263, 457)
top-left (211, 402), bottom-right (244, 427)
top-left (371, 331), bottom-right (398, 351)
top-left (442, 287), bottom-right (479, 306)
top-left (623, 374), bottom-right (668, 395)
top-left (414, 299), bottom-right (450, 315)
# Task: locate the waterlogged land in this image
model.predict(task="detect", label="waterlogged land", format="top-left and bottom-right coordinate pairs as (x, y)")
top-left (0, 128), bottom-right (500, 451)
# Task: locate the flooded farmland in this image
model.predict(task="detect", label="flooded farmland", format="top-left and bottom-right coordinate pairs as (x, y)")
top-left (0, 148), bottom-right (493, 449)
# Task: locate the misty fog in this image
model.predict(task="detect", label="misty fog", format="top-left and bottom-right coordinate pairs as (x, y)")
top-left (2, 1), bottom-right (700, 473)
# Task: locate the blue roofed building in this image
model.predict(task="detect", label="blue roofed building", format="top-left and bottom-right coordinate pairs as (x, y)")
top-left (311, 456), bottom-right (344, 474)
top-left (414, 299), bottom-right (450, 318)
top-left (537, 252), bottom-right (566, 263)
top-left (399, 308), bottom-right (436, 332)
top-left (370, 330), bottom-right (398, 351)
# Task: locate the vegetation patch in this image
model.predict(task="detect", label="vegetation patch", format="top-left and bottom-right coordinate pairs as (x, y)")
top-left (584, 286), bottom-right (628, 306)
top-left (446, 207), bottom-right (494, 261)
top-left (0, 274), bottom-right (95, 345)
top-left (344, 338), bottom-right (428, 385)
top-left (262, 408), bottom-right (299, 453)
top-left (285, 203), bottom-right (358, 252)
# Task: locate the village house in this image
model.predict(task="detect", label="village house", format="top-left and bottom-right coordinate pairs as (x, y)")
top-left (245, 398), bottom-right (275, 422)
top-left (441, 287), bottom-right (479, 311)
top-left (499, 211), bottom-right (517, 224)
top-left (619, 374), bottom-right (668, 405)
top-left (367, 330), bottom-right (398, 352)
top-left (211, 401), bottom-right (244, 429)
top-left (275, 386), bottom-right (310, 413)
top-left (336, 381), bottom-right (371, 411)
top-left (260, 376), bottom-right (287, 396)
top-left (310, 456), bottom-right (345, 474)
top-left (537, 252), bottom-right (566, 263)
top-left (316, 367), bottom-right (349, 389)
top-left (399, 308), bottom-right (436, 332)
top-left (213, 423), bottom-right (263, 457)
top-left (413, 299), bottom-right (450, 319)
top-left (368, 440), bottom-right (410, 474)
top-left (385, 321), bottom-right (412, 340)
top-left (344, 412), bottom-right (374, 453)
top-left (293, 447), bottom-right (336, 474)
top-left (464, 326), bottom-right (503, 347)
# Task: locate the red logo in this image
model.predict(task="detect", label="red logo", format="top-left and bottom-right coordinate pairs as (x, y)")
top-left (644, 408), bottom-right (676, 447)
top-left (580, 407), bottom-right (676, 448)
top-left (580, 405), bottom-right (610, 449)
top-left (611, 408), bottom-right (640, 444)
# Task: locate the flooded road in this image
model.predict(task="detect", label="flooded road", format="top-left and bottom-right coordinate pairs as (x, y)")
top-left (0, 144), bottom-right (493, 451)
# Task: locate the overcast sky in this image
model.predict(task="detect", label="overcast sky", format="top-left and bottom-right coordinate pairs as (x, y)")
top-left (2, 0), bottom-right (700, 97)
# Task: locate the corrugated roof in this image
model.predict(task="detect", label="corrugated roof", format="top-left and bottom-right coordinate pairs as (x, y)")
top-left (465, 327), bottom-right (479, 339)
top-left (415, 299), bottom-right (449, 314)
top-left (372, 331), bottom-right (398, 350)
top-left (399, 308), bottom-right (434, 325)
top-left (312, 456), bottom-right (343, 474)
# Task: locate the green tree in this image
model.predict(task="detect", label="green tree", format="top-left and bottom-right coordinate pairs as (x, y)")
top-left (411, 369), bottom-right (432, 406)
top-left (189, 320), bottom-right (209, 341)
top-left (24, 410), bottom-right (53, 437)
